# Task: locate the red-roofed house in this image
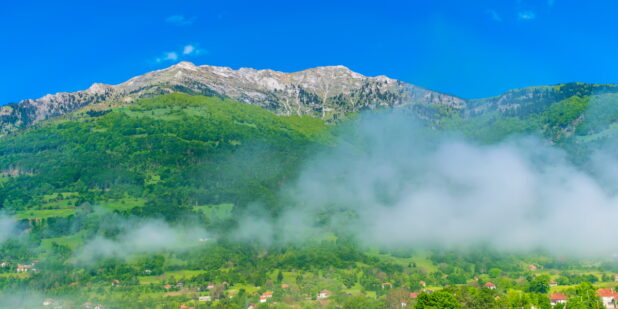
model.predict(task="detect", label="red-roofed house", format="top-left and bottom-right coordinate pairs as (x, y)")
top-left (550, 293), bottom-right (568, 306)
top-left (262, 292), bottom-right (273, 298)
top-left (16, 264), bottom-right (33, 273)
top-left (615, 274), bottom-right (618, 282)
top-left (259, 295), bottom-right (267, 303)
top-left (528, 264), bottom-right (537, 271)
top-left (409, 292), bottom-right (418, 299)
top-left (484, 282), bottom-right (496, 290)
top-left (419, 281), bottom-right (426, 287)
top-left (597, 288), bottom-right (617, 308)
top-left (317, 289), bottom-right (331, 299)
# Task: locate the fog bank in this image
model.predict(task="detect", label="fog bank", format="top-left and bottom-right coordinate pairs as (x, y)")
top-left (247, 112), bottom-right (618, 255)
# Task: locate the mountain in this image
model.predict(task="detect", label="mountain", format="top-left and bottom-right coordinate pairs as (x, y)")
top-left (3, 62), bottom-right (618, 144)
top-left (3, 68), bottom-right (618, 308)
top-left (0, 62), bottom-right (465, 136)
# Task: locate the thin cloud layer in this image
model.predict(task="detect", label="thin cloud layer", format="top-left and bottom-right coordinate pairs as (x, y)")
top-left (75, 218), bottom-right (208, 263)
top-left (235, 111), bottom-right (618, 256)
top-left (165, 15), bottom-right (196, 26)
top-left (0, 213), bottom-right (16, 244)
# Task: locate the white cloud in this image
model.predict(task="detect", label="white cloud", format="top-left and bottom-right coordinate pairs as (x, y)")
top-left (165, 15), bottom-right (196, 26)
top-left (183, 45), bottom-right (195, 55)
top-left (155, 51), bottom-right (179, 63)
top-left (237, 111), bottom-right (618, 256)
top-left (518, 11), bottom-right (536, 20)
top-left (154, 44), bottom-right (206, 63)
top-left (486, 9), bottom-right (502, 22)
top-left (75, 219), bottom-right (209, 263)
top-left (0, 213), bottom-right (16, 244)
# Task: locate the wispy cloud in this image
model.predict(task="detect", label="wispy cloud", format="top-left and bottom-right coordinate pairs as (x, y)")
top-left (486, 9), bottom-right (502, 22)
top-left (155, 51), bottom-right (179, 63)
top-left (154, 44), bottom-right (206, 63)
top-left (517, 11), bottom-right (536, 21)
top-left (182, 44), bottom-right (206, 56)
top-left (165, 14), bottom-right (196, 26)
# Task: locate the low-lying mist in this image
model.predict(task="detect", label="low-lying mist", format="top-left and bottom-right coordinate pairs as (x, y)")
top-left (234, 111), bottom-right (618, 256)
top-left (75, 213), bottom-right (209, 263)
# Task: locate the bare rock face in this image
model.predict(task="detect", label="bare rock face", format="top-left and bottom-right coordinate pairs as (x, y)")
top-left (0, 62), bottom-right (467, 135)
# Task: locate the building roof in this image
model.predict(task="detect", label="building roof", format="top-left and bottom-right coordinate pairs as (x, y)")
top-left (597, 288), bottom-right (616, 297)
top-left (484, 282), bottom-right (496, 287)
top-left (409, 292), bottom-right (418, 299)
top-left (550, 293), bottom-right (568, 300)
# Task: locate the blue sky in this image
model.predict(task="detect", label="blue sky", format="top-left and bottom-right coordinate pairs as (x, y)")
top-left (2, 0), bottom-right (618, 103)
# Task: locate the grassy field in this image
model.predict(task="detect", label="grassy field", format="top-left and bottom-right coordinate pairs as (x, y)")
top-left (41, 230), bottom-right (88, 250)
top-left (99, 197), bottom-right (146, 211)
top-left (0, 272), bottom-right (29, 279)
top-left (138, 270), bottom-right (208, 285)
top-left (15, 208), bottom-right (77, 219)
top-left (193, 204), bottom-right (234, 220)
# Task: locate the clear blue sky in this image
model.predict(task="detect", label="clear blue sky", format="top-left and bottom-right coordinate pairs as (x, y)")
top-left (2, 0), bottom-right (618, 103)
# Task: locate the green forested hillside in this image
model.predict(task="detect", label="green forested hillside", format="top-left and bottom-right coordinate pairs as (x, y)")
top-left (1, 92), bottom-right (617, 309)
top-left (0, 93), bottom-right (329, 217)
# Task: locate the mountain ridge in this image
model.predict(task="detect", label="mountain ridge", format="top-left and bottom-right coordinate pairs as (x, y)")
top-left (3, 62), bottom-right (618, 140)
top-left (0, 62), bottom-right (465, 136)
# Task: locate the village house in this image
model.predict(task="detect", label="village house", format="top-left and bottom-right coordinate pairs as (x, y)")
top-left (382, 282), bottom-right (393, 289)
top-left (419, 281), bottom-right (427, 287)
top-left (111, 279), bottom-right (121, 287)
top-left (198, 296), bottom-right (211, 302)
top-left (247, 304), bottom-right (256, 309)
top-left (164, 284), bottom-right (172, 289)
top-left (409, 292), bottom-right (418, 299)
top-left (484, 282), bottom-right (496, 290)
top-left (528, 264), bottom-right (538, 271)
top-left (550, 293), bottom-right (568, 306)
top-left (597, 288), bottom-right (617, 309)
top-left (317, 289), bottom-right (331, 300)
top-left (549, 280), bottom-right (558, 287)
top-left (281, 283), bottom-right (289, 289)
top-left (0, 261), bottom-right (8, 267)
top-left (16, 263), bottom-right (34, 273)
top-left (143, 269), bottom-right (152, 275)
top-left (43, 298), bottom-right (57, 306)
top-left (207, 283), bottom-right (215, 289)
top-left (176, 282), bottom-right (184, 288)
top-left (615, 274), bottom-right (618, 282)
top-left (259, 295), bottom-right (267, 303)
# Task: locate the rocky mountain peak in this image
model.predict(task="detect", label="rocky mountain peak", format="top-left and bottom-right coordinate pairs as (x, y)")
top-left (0, 62), bottom-right (467, 136)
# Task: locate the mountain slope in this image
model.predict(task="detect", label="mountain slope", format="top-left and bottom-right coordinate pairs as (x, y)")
top-left (0, 62), bottom-right (465, 136)
top-left (0, 93), bottom-right (329, 216)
